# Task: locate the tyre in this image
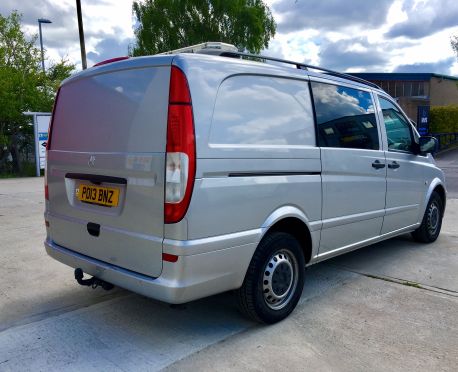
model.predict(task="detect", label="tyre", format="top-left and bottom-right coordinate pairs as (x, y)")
top-left (412, 191), bottom-right (444, 243)
top-left (236, 231), bottom-right (305, 324)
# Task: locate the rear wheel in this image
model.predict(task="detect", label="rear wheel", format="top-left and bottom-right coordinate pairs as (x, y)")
top-left (412, 191), bottom-right (443, 243)
top-left (236, 232), bottom-right (305, 324)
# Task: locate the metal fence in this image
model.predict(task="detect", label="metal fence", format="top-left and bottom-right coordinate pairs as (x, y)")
top-left (0, 132), bottom-right (37, 177)
top-left (431, 132), bottom-right (458, 152)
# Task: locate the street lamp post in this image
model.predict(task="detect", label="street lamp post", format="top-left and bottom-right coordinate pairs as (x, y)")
top-left (38, 18), bottom-right (52, 73)
top-left (76, 0), bottom-right (87, 70)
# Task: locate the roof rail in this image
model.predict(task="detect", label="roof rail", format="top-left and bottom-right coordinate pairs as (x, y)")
top-left (158, 42), bottom-right (238, 55)
top-left (198, 50), bottom-right (380, 89)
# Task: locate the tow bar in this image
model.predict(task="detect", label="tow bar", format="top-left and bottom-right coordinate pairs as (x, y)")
top-left (74, 268), bottom-right (114, 290)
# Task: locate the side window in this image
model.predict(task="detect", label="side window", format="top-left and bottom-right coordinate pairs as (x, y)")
top-left (378, 96), bottom-right (413, 152)
top-left (210, 75), bottom-right (315, 146)
top-left (311, 82), bottom-right (379, 150)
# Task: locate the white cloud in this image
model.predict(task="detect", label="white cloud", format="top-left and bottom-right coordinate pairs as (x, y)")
top-left (1, 0), bottom-right (135, 69)
top-left (1, 0), bottom-right (457, 75)
top-left (263, 0), bottom-right (458, 74)
top-left (388, 27), bottom-right (458, 74)
top-left (264, 31), bottom-right (321, 65)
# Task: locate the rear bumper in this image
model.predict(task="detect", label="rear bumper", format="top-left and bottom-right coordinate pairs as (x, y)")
top-left (45, 237), bottom-right (258, 304)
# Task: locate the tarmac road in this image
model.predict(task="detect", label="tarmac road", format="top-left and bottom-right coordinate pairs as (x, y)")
top-left (436, 147), bottom-right (458, 199)
top-left (0, 151), bottom-right (457, 371)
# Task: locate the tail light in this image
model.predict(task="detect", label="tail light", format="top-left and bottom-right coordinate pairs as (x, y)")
top-left (164, 66), bottom-right (196, 223)
top-left (45, 88), bottom-right (61, 200)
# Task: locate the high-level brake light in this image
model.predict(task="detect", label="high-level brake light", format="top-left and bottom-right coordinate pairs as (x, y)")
top-left (93, 56), bottom-right (129, 67)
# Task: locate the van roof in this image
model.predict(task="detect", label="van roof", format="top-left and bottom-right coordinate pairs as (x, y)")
top-left (196, 49), bottom-right (380, 90)
top-left (63, 50), bottom-right (382, 93)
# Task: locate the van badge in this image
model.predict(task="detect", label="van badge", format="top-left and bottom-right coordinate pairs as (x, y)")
top-left (88, 155), bottom-right (96, 167)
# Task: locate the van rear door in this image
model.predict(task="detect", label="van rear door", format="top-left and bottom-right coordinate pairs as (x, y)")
top-left (46, 61), bottom-right (170, 277)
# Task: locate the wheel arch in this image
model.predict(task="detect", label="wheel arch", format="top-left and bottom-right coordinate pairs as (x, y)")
top-left (433, 184), bottom-right (446, 215)
top-left (423, 178), bottom-right (447, 217)
top-left (259, 206), bottom-right (319, 265)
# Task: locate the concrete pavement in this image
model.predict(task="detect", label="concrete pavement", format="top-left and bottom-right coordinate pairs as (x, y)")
top-left (166, 274), bottom-right (457, 372)
top-left (0, 173), bottom-right (457, 371)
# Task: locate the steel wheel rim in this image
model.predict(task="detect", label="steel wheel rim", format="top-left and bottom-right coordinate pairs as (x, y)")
top-left (262, 249), bottom-right (299, 310)
top-left (427, 202), bottom-right (440, 235)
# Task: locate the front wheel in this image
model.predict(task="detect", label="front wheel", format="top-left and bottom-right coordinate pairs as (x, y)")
top-left (236, 232), bottom-right (305, 324)
top-left (412, 191), bottom-right (444, 243)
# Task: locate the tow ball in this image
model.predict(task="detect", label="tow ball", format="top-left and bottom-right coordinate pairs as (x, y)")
top-left (74, 268), bottom-right (114, 290)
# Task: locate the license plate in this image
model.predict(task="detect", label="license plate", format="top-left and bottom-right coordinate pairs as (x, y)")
top-left (76, 184), bottom-right (120, 207)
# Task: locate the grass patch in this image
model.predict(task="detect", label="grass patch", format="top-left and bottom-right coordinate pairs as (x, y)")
top-left (364, 273), bottom-right (423, 289)
top-left (402, 281), bottom-right (422, 289)
top-left (0, 162), bottom-right (42, 178)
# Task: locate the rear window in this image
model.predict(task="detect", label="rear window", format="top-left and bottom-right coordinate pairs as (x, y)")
top-left (51, 67), bottom-right (169, 153)
top-left (210, 75), bottom-right (315, 147)
top-left (311, 82), bottom-right (379, 150)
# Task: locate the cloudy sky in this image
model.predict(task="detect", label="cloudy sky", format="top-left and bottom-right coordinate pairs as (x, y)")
top-left (1, 0), bottom-right (458, 74)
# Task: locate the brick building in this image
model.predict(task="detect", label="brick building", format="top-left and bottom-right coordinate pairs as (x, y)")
top-left (350, 73), bottom-right (458, 123)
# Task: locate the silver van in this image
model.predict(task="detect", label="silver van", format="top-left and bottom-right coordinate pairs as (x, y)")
top-left (44, 43), bottom-right (446, 323)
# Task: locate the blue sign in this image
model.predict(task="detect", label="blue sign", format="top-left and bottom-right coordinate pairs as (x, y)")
top-left (417, 106), bottom-right (430, 135)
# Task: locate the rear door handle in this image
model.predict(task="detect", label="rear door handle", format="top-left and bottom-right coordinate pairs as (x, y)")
top-left (371, 160), bottom-right (385, 169)
top-left (87, 222), bottom-right (100, 237)
top-left (388, 161), bottom-right (400, 169)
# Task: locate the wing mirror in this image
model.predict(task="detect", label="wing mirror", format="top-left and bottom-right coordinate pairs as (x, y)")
top-left (418, 136), bottom-right (439, 156)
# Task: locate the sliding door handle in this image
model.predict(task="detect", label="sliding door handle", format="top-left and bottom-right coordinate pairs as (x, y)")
top-left (388, 161), bottom-right (400, 169)
top-left (371, 160), bottom-right (385, 169)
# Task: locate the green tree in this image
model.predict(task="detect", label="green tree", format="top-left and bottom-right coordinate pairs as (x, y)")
top-left (452, 35), bottom-right (458, 58)
top-left (0, 11), bottom-right (74, 174)
top-left (39, 57), bottom-right (76, 110)
top-left (131, 0), bottom-right (276, 56)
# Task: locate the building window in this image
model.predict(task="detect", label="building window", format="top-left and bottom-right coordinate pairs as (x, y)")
top-left (412, 82), bottom-right (419, 96)
top-left (381, 81), bottom-right (430, 98)
top-left (395, 83), bottom-right (402, 97)
top-left (387, 82), bottom-right (396, 97)
top-left (418, 82), bottom-right (424, 96)
top-left (423, 82), bottom-right (429, 97)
